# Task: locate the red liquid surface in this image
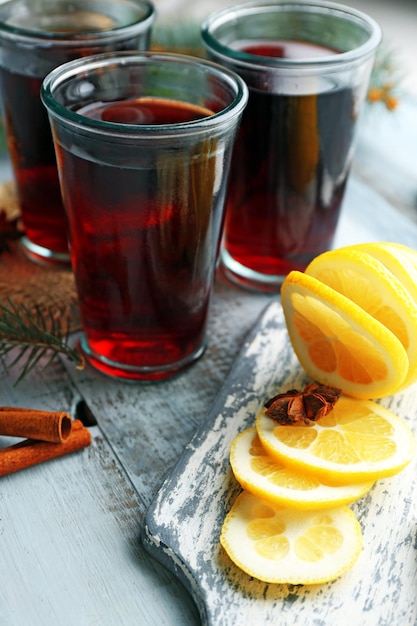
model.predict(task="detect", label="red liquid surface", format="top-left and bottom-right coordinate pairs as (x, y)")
top-left (223, 40), bottom-right (355, 280)
top-left (232, 39), bottom-right (339, 59)
top-left (79, 96), bottom-right (213, 124)
top-left (58, 97), bottom-right (221, 379)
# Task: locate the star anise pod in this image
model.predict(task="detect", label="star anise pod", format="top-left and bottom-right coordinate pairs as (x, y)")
top-left (0, 209), bottom-right (22, 254)
top-left (264, 383), bottom-right (342, 425)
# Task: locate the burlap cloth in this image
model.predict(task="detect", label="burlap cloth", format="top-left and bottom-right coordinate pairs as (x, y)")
top-left (0, 181), bottom-right (81, 332)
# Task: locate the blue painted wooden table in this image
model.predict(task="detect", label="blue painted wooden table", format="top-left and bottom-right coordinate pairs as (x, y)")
top-left (0, 92), bottom-right (416, 625)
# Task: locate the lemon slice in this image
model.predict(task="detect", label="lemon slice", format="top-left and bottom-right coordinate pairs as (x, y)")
top-left (281, 270), bottom-right (408, 399)
top-left (342, 242), bottom-right (417, 305)
top-left (230, 427), bottom-right (374, 509)
top-left (256, 395), bottom-right (415, 485)
top-left (220, 490), bottom-right (362, 584)
top-left (305, 247), bottom-right (417, 390)
top-left (385, 241), bottom-right (417, 269)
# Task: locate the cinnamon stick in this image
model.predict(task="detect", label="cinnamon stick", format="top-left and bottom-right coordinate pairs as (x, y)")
top-left (0, 407), bottom-right (72, 443)
top-left (0, 419), bottom-right (91, 477)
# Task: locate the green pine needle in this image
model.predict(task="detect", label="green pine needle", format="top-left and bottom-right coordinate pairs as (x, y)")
top-left (0, 298), bottom-right (84, 384)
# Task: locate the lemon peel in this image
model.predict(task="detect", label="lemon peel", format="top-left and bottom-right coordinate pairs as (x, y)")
top-left (306, 247), bottom-right (417, 390)
top-left (281, 270), bottom-right (408, 399)
top-left (230, 427), bottom-right (374, 509)
top-left (256, 396), bottom-right (416, 485)
top-left (220, 490), bottom-right (362, 584)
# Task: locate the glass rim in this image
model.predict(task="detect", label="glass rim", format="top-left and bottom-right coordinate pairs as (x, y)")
top-left (0, 0), bottom-right (155, 45)
top-left (201, 0), bottom-right (382, 69)
top-left (41, 50), bottom-right (249, 138)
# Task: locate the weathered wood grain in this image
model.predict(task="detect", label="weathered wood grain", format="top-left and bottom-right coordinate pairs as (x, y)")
top-left (0, 359), bottom-right (200, 626)
top-left (0, 93), bottom-right (417, 625)
top-left (50, 173), bottom-right (417, 625)
top-left (60, 279), bottom-right (272, 510)
top-left (59, 174), bottom-right (417, 506)
top-left (142, 301), bottom-right (417, 626)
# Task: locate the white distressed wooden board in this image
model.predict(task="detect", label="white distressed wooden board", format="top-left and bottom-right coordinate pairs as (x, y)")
top-left (143, 301), bottom-right (417, 626)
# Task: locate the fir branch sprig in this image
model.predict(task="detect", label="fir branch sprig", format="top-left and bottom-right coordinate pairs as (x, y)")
top-left (0, 298), bottom-right (84, 384)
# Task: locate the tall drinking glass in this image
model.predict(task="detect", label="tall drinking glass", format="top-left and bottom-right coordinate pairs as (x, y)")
top-left (0, 0), bottom-right (155, 264)
top-left (202, 0), bottom-right (382, 291)
top-left (42, 51), bottom-right (248, 381)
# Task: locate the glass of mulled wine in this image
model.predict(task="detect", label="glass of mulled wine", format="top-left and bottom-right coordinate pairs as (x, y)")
top-left (202, 0), bottom-right (382, 292)
top-left (0, 0), bottom-right (155, 265)
top-left (41, 51), bottom-right (248, 381)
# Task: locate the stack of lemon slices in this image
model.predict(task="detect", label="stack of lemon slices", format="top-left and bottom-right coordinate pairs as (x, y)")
top-left (282, 242), bottom-right (417, 399)
top-left (220, 242), bottom-right (417, 585)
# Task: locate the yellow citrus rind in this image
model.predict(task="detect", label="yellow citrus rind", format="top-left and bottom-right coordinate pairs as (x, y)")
top-left (256, 396), bottom-right (416, 485)
top-left (340, 242), bottom-right (417, 307)
top-left (230, 427), bottom-right (374, 509)
top-left (281, 270), bottom-right (409, 399)
top-left (381, 241), bottom-right (417, 272)
top-left (305, 247), bottom-right (417, 390)
top-left (220, 490), bottom-right (362, 584)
